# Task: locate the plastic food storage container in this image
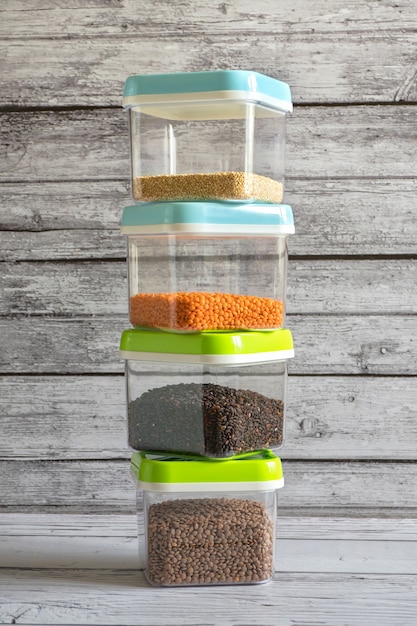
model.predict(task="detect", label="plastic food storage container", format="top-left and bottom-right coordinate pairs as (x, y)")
top-left (121, 202), bottom-right (294, 332)
top-left (120, 327), bottom-right (294, 457)
top-left (122, 70), bottom-right (292, 203)
top-left (130, 450), bottom-right (284, 587)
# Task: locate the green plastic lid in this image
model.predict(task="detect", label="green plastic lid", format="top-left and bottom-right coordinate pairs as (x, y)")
top-left (120, 328), bottom-right (294, 365)
top-left (123, 70), bottom-right (292, 114)
top-left (130, 450), bottom-right (284, 492)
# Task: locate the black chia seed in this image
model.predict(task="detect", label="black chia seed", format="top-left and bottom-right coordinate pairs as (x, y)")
top-left (128, 382), bottom-right (284, 456)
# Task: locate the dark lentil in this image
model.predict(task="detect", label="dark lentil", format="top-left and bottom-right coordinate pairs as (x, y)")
top-left (128, 382), bottom-right (284, 456)
top-left (147, 497), bottom-right (274, 586)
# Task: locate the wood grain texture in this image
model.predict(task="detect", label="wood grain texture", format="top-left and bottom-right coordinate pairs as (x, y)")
top-left (1, 569), bottom-right (416, 626)
top-left (2, 533), bottom-right (416, 575)
top-left (1, 179), bottom-right (417, 257)
top-left (1, 315), bottom-right (415, 375)
top-left (2, 258), bottom-right (416, 313)
top-left (1, 33), bottom-right (416, 106)
top-left (1, 0), bottom-right (417, 538)
top-left (2, 0), bottom-right (416, 38)
top-left (0, 460), bottom-right (416, 514)
top-left (1, 515), bottom-right (416, 574)
top-left (3, 513), bottom-right (417, 541)
top-left (1, 107), bottom-right (417, 182)
top-left (0, 315), bottom-right (417, 376)
top-left (1, 375), bottom-right (416, 461)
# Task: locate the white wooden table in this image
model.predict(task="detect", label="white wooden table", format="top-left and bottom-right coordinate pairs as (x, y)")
top-left (1, 513), bottom-right (416, 625)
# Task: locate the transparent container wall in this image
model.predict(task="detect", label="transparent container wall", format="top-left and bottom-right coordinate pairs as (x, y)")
top-left (135, 489), bottom-right (146, 570)
top-left (142, 489), bottom-right (277, 587)
top-left (126, 359), bottom-right (288, 457)
top-left (128, 100), bottom-right (286, 203)
top-left (128, 234), bottom-right (288, 331)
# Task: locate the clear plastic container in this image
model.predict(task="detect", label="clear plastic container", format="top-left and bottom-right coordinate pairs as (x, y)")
top-left (121, 202), bottom-right (294, 332)
top-left (130, 451), bottom-right (284, 587)
top-left (122, 70), bottom-right (292, 204)
top-left (120, 328), bottom-right (294, 457)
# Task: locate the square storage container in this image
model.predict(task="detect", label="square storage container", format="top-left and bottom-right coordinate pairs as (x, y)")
top-left (120, 328), bottom-right (294, 457)
top-left (130, 450), bottom-right (284, 587)
top-left (121, 202), bottom-right (294, 332)
top-left (122, 70), bottom-right (292, 204)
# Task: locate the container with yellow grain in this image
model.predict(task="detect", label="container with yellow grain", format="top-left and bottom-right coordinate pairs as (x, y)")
top-left (123, 70), bottom-right (292, 204)
top-left (121, 202), bottom-right (294, 332)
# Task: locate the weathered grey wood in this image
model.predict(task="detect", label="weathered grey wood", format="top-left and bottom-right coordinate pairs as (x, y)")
top-left (2, 0), bottom-right (416, 38)
top-left (1, 107), bottom-right (417, 182)
top-left (1, 375), bottom-right (417, 461)
top-left (0, 0), bottom-right (416, 580)
top-left (1, 516), bottom-right (416, 575)
top-left (0, 316), bottom-right (415, 375)
top-left (1, 33), bottom-right (416, 106)
top-left (0, 376), bottom-right (127, 460)
top-left (1, 261), bottom-right (128, 315)
top-left (0, 229), bottom-right (126, 261)
top-left (2, 257), bottom-right (417, 313)
top-left (2, 259), bottom-right (416, 314)
top-left (0, 181), bottom-right (129, 232)
top-left (3, 513), bottom-right (417, 541)
top-left (2, 179), bottom-right (417, 257)
top-left (2, 534), bottom-right (416, 575)
top-left (1, 568), bottom-right (416, 626)
top-left (0, 460), bottom-right (416, 514)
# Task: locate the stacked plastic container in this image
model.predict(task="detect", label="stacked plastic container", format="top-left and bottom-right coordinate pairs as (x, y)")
top-left (120, 70), bottom-right (294, 587)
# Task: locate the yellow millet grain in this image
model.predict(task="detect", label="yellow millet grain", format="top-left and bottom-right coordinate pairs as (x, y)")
top-left (132, 172), bottom-right (283, 203)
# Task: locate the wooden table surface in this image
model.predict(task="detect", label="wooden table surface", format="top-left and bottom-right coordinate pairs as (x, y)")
top-left (1, 513), bottom-right (416, 626)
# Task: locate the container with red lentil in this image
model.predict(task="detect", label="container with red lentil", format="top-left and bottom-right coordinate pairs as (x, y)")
top-left (121, 202), bottom-right (294, 332)
top-left (130, 450), bottom-right (284, 587)
top-left (120, 327), bottom-right (294, 458)
top-left (123, 70), bottom-right (292, 204)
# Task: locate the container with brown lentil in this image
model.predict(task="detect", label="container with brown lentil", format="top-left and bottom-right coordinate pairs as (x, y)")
top-left (121, 203), bottom-right (294, 332)
top-left (123, 70), bottom-right (292, 205)
top-left (120, 328), bottom-right (294, 457)
top-left (130, 451), bottom-right (284, 587)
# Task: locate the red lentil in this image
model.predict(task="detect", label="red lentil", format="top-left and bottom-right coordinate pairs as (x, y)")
top-left (130, 292), bottom-right (284, 331)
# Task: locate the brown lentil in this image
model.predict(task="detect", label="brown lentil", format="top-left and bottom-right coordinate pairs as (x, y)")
top-left (147, 497), bottom-right (274, 586)
top-left (130, 291), bottom-right (284, 331)
top-left (128, 382), bottom-right (284, 457)
top-left (132, 171), bottom-right (283, 203)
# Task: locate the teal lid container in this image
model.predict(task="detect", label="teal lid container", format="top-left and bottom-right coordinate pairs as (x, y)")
top-left (122, 202), bottom-right (293, 332)
top-left (122, 70), bottom-right (292, 204)
top-left (123, 70), bottom-right (292, 113)
top-left (121, 201), bottom-right (294, 235)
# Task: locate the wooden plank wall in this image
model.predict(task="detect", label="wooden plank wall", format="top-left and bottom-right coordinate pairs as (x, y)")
top-left (1, 0), bottom-right (416, 516)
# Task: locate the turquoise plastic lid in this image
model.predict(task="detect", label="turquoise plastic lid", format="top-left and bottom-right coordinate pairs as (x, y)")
top-left (123, 70), bottom-right (292, 113)
top-left (130, 450), bottom-right (284, 492)
top-left (120, 328), bottom-right (294, 365)
top-left (121, 202), bottom-right (294, 235)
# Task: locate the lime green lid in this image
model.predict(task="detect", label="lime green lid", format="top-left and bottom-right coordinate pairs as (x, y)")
top-left (131, 451), bottom-right (284, 491)
top-left (120, 328), bottom-right (294, 365)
